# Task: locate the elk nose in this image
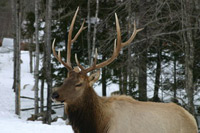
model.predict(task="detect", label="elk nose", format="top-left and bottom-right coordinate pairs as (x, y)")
top-left (52, 92), bottom-right (59, 99)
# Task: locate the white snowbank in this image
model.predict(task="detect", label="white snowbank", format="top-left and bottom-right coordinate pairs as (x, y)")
top-left (0, 117), bottom-right (73, 133)
top-left (0, 38), bottom-right (14, 53)
top-left (0, 49), bottom-right (73, 133)
top-left (2, 38), bottom-right (13, 48)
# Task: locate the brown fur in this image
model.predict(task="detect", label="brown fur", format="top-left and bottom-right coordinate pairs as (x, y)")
top-left (52, 70), bottom-right (198, 133)
top-left (66, 87), bottom-right (110, 133)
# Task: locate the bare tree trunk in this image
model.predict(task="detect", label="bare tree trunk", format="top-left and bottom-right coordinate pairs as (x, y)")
top-left (102, 56), bottom-right (106, 96)
top-left (119, 68), bottom-right (123, 94)
top-left (122, 67), bottom-right (127, 95)
top-left (138, 50), bottom-right (147, 101)
top-left (15, 0), bottom-right (21, 116)
top-left (138, 0), bottom-right (147, 101)
top-left (182, 0), bottom-right (195, 115)
top-left (87, 0), bottom-right (91, 65)
top-left (127, 0), bottom-right (132, 95)
top-left (184, 34), bottom-right (194, 114)
top-left (101, 55), bottom-right (107, 96)
top-left (102, 67), bottom-right (106, 96)
top-left (34, 0), bottom-right (39, 115)
top-left (44, 0), bottom-right (52, 124)
top-left (153, 43), bottom-right (162, 102)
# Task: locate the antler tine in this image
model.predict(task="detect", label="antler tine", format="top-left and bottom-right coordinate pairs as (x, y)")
top-left (52, 39), bottom-right (72, 70)
top-left (52, 39), bottom-right (59, 61)
top-left (72, 20), bottom-right (87, 43)
top-left (122, 21), bottom-right (143, 47)
top-left (115, 13), bottom-right (122, 54)
top-left (75, 54), bottom-right (86, 71)
top-left (67, 7), bottom-right (79, 68)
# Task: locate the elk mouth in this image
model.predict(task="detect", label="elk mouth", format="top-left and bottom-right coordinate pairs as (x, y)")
top-left (51, 98), bottom-right (65, 104)
top-left (51, 98), bottom-right (58, 103)
top-left (52, 97), bottom-right (66, 104)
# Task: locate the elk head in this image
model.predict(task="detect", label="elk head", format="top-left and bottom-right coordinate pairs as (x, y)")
top-left (51, 7), bottom-right (142, 104)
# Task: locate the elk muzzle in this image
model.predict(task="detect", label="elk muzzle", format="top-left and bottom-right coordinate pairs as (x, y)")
top-left (52, 92), bottom-right (59, 99)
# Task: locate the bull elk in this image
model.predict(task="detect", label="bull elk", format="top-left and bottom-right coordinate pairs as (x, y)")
top-left (52, 7), bottom-right (198, 133)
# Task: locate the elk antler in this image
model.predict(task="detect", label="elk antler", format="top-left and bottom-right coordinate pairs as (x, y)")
top-left (52, 7), bottom-right (86, 71)
top-left (75, 13), bottom-right (143, 74)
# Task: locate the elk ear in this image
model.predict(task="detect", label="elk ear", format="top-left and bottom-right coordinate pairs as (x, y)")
top-left (89, 71), bottom-right (100, 86)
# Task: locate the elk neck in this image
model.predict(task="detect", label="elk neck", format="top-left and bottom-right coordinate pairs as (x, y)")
top-left (67, 86), bottom-right (105, 133)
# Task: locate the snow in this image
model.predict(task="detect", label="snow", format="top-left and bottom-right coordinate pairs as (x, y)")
top-left (0, 38), bottom-right (14, 53)
top-left (0, 44), bottom-right (73, 132)
top-left (2, 38), bottom-right (13, 48)
top-left (0, 119), bottom-right (73, 133)
top-left (86, 17), bottom-right (100, 24)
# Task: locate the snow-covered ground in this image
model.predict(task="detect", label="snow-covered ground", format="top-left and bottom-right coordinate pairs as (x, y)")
top-left (0, 48), bottom-right (74, 132)
top-left (0, 39), bottom-right (119, 133)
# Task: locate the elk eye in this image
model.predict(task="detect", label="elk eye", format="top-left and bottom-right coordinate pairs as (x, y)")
top-left (75, 83), bottom-right (82, 87)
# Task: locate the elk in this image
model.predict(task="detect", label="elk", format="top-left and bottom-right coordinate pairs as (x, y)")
top-left (52, 7), bottom-right (198, 133)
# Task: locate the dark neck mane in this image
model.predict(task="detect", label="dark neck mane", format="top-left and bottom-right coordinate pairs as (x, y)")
top-left (67, 87), bottom-right (101, 133)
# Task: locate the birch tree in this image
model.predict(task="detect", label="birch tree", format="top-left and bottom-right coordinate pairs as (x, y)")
top-left (91, 0), bottom-right (99, 61)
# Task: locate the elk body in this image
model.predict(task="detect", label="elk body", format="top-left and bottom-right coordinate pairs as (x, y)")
top-left (52, 7), bottom-right (198, 133)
